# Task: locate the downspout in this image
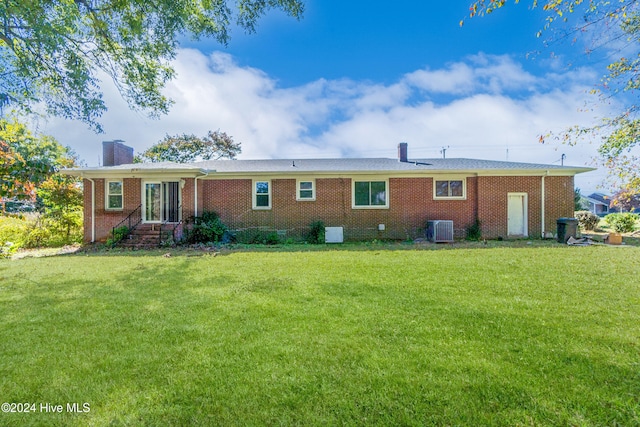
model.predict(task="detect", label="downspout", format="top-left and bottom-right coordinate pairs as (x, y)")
top-left (86, 177), bottom-right (96, 243)
top-left (194, 170), bottom-right (209, 217)
top-left (541, 171), bottom-right (548, 238)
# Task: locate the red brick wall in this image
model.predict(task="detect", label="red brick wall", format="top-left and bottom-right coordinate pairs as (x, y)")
top-left (82, 179), bottom-right (92, 242)
top-left (545, 175), bottom-right (576, 233)
top-left (200, 177), bottom-right (480, 241)
top-left (477, 175), bottom-right (574, 238)
top-left (82, 174), bottom-right (576, 242)
top-left (83, 178), bottom-right (141, 242)
top-left (182, 178), bottom-right (196, 220)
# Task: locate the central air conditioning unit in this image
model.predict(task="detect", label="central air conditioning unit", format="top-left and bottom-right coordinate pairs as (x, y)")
top-left (426, 220), bottom-right (454, 243)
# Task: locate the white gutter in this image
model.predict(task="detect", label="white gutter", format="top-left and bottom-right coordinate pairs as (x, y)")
top-left (541, 171), bottom-right (547, 238)
top-left (86, 177), bottom-right (96, 243)
top-left (194, 170), bottom-right (210, 217)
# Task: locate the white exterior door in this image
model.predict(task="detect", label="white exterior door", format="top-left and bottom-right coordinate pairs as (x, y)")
top-left (144, 182), bottom-right (162, 223)
top-left (507, 193), bottom-right (528, 236)
top-left (143, 181), bottom-right (180, 223)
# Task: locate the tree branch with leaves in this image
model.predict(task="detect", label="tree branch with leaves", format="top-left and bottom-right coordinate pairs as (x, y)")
top-left (465, 0), bottom-right (640, 197)
top-left (136, 130), bottom-right (242, 163)
top-left (0, 0), bottom-right (304, 131)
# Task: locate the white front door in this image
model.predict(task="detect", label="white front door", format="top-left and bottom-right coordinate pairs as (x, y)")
top-left (507, 193), bottom-right (528, 236)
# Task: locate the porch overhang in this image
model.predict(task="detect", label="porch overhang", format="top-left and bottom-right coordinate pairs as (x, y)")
top-left (61, 164), bottom-right (213, 179)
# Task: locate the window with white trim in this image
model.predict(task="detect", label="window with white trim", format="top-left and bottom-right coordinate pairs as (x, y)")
top-left (253, 180), bottom-right (271, 209)
top-left (353, 180), bottom-right (388, 208)
top-left (434, 179), bottom-right (465, 199)
top-left (297, 180), bottom-right (315, 201)
top-left (106, 180), bottom-right (123, 210)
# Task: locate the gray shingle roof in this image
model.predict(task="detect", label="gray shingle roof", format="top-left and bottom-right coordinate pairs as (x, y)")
top-left (193, 157), bottom-right (593, 173)
top-left (62, 157), bottom-right (594, 176)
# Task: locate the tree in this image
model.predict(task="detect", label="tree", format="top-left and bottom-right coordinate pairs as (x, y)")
top-left (0, 119), bottom-right (61, 200)
top-left (611, 187), bottom-right (640, 211)
top-left (464, 1), bottom-right (640, 195)
top-left (136, 130), bottom-right (241, 163)
top-left (574, 187), bottom-right (585, 211)
top-left (0, 119), bottom-right (83, 245)
top-left (0, 0), bottom-right (304, 131)
top-left (36, 174), bottom-right (84, 242)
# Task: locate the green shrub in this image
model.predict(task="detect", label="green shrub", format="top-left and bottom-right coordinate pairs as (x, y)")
top-left (107, 225), bottom-right (130, 246)
top-left (264, 232), bottom-right (281, 245)
top-left (23, 219), bottom-right (53, 248)
top-left (604, 212), bottom-right (639, 233)
top-left (184, 211), bottom-right (228, 244)
top-left (307, 220), bottom-right (325, 244)
top-left (0, 215), bottom-right (29, 256)
top-left (2, 213), bottom-right (82, 250)
top-left (235, 229), bottom-right (282, 245)
top-left (574, 210), bottom-right (600, 231)
top-left (465, 219), bottom-right (482, 241)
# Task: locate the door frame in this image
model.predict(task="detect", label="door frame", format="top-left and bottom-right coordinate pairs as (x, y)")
top-left (142, 180), bottom-right (181, 224)
top-left (507, 192), bottom-right (528, 237)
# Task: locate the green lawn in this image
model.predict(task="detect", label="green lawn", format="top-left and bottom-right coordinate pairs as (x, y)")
top-left (1, 246), bottom-right (639, 426)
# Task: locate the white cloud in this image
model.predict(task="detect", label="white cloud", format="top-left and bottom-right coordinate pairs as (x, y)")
top-left (404, 62), bottom-right (476, 94)
top-left (403, 54), bottom-right (539, 95)
top-left (39, 49), bottom-right (607, 191)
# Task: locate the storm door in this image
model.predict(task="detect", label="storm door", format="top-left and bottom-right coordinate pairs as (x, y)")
top-left (162, 181), bottom-right (180, 223)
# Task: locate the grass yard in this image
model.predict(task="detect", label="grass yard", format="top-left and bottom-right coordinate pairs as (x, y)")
top-left (1, 246), bottom-right (639, 426)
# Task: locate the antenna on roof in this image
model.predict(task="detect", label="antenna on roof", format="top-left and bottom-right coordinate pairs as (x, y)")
top-left (561, 153), bottom-right (566, 166)
top-left (440, 146), bottom-right (449, 159)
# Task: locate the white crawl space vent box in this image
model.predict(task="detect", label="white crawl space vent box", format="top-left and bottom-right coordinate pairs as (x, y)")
top-left (325, 227), bottom-right (344, 243)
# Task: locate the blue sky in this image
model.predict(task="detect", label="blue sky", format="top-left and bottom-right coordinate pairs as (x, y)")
top-left (211, 1), bottom-right (550, 85)
top-left (42, 1), bottom-right (613, 192)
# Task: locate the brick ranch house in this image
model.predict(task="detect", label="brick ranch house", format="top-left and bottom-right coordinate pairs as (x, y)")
top-left (63, 142), bottom-right (594, 243)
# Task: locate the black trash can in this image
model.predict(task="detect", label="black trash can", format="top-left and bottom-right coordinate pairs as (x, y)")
top-left (557, 217), bottom-right (579, 243)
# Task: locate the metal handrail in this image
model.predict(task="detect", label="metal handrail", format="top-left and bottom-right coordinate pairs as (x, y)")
top-left (168, 219), bottom-right (182, 245)
top-left (158, 219), bottom-right (183, 246)
top-left (111, 204), bottom-right (142, 246)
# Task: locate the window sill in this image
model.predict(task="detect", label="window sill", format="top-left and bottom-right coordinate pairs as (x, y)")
top-left (433, 197), bottom-right (467, 201)
top-left (352, 205), bottom-right (389, 210)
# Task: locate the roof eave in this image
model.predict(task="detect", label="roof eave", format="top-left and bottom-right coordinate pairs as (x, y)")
top-left (200, 166), bottom-right (596, 177)
top-left (60, 167), bottom-right (210, 178)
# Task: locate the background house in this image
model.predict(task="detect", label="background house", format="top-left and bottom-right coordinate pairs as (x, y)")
top-left (585, 192), bottom-right (640, 216)
top-left (585, 193), bottom-right (615, 216)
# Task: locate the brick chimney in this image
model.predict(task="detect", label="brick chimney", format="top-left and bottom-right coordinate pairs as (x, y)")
top-left (103, 140), bottom-right (134, 166)
top-left (398, 142), bottom-right (408, 162)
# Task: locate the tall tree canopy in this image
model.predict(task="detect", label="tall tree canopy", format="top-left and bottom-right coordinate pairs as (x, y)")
top-left (136, 130), bottom-right (241, 163)
top-left (0, 0), bottom-right (304, 131)
top-left (465, 0), bottom-right (640, 198)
